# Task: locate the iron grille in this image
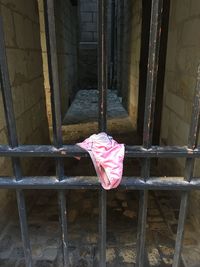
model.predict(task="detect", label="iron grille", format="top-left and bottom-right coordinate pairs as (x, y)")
top-left (0, 0), bottom-right (200, 267)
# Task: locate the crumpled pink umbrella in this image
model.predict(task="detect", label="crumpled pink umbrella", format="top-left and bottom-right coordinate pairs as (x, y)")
top-left (76, 132), bottom-right (125, 190)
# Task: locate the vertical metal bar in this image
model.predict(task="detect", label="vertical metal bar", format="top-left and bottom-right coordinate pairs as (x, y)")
top-left (172, 64), bottom-right (200, 267)
top-left (99, 189), bottom-right (107, 266)
top-left (0, 17), bottom-right (32, 267)
top-left (98, 0), bottom-right (108, 266)
top-left (136, 1), bottom-right (163, 266)
top-left (109, 0), bottom-right (115, 89)
top-left (98, 0), bottom-right (107, 133)
top-left (44, 1), bottom-right (68, 266)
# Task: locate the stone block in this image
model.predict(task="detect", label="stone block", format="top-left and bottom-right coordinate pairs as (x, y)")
top-left (12, 85), bottom-right (25, 117)
top-left (80, 12), bottom-right (93, 22)
top-left (81, 3), bottom-right (97, 13)
top-left (190, 0), bottom-right (200, 16)
top-left (175, 0), bottom-right (190, 24)
top-left (27, 51), bottom-right (43, 80)
top-left (166, 92), bottom-right (185, 118)
top-left (0, 97), bottom-right (6, 131)
top-left (170, 112), bottom-right (189, 144)
top-left (176, 74), bottom-right (195, 101)
top-left (119, 248), bottom-right (136, 264)
top-left (0, 128), bottom-right (8, 146)
top-left (14, 12), bottom-right (34, 49)
top-left (6, 49), bottom-right (28, 87)
top-left (160, 106), bottom-right (170, 141)
top-left (81, 31), bottom-right (93, 42)
top-left (181, 18), bottom-right (200, 46)
top-left (84, 22), bottom-right (97, 32)
top-left (1, 5), bottom-right (16, 47)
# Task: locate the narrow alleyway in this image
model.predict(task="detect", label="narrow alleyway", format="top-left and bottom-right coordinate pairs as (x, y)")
top-left (0, 90), bottom-right (199, 267)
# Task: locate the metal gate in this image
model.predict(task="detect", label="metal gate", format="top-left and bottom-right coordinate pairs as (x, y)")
top-left (0, 0), bottom-right (200, 267)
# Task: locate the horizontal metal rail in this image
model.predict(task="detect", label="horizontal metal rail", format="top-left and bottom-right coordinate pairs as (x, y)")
top-left (0, 145), bottom-right (200, 158)
top-left (0, 176), bottom-right (199, 189)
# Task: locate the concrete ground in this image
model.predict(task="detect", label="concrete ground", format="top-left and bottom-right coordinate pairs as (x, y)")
top-left (1, 90), bottom-right (200, 266)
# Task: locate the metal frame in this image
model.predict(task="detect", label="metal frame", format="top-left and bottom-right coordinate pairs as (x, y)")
top-left (0, 0), bottom-right (200, 266)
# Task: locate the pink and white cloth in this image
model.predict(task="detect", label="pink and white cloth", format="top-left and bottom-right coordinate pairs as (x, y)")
top-left (76, 132), bottom-right (125, 190)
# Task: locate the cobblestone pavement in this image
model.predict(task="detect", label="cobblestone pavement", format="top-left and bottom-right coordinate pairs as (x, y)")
top-left (0, 190), bottom-right (188, 267)
top-left (1, 90), bottom-right (200, 266)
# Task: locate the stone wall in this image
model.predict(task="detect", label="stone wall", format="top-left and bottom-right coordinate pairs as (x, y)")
top-left (160, 0), bottom-right (200, 229)
top-left (0, 0), bottom-right (49, 225)
top-left (79, 0), bottom-right (97, 43)
top-left (121, 0), bottom-right (142, 128)
top-left (55, 0), bottom-right (78, 119)
top-left (38, 0), bottom-right (78, 122)
top-left (78, 0), bottom-right (98, 89)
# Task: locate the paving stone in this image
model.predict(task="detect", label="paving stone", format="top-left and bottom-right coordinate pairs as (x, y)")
top-left (85, 233), bottom-right (98, 244)
top-left (122, 201), bottom-right (128, 208)
top-left (148, 216), bottom-right (164, 223)
top-left (182, 246), bottom-right (200, 267)
top-left (34, 260), bottom-right (55, 267)
top-left (6, 224), bottom-right (21, 243)
top-left (148, 247), bottom-right (161, 266)
top-left (31, 244), bottom-right (43, 258)
top-left (0, 234), bottom-right (13, 253)
top-left (106, 248), bottom-right (116, 262)
top-left (123, 210), bottom-right (137, 219)
top-left (115, 192), bottom-right (127, 201)
top-left (107, 232), bottom-right (117, 245)
top-left (162, 257), bottom-right (173, 265)
top-left (158, 245), bottom-right (174, 257)
top-left (43, 247), bottom-right (58, 261)
top-left (68, 210), bottom-right (78, 223)
top-left (10, 247), bottom-right (24, 259)
top-left (119, 248), bottom-right (136, 264)
top-left (118, 231), bottom-right (136, 246)
top-left (46, 238), bottom-right (59, 247)
top-left (16, 259), bottom-right (26, 267)
top-left (45, 223), bottom-right (59, 234)
top-left (183, 237), bottom-right (198, 246)
top-left (108, 200), bottom-right (118, 208)
top-left (0, 258), bottom-right (17, 267)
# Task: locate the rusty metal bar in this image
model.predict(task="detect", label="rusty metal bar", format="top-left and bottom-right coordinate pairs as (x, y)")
top-left (136, 0), bottom-right (163, 266)
top-left (0, 17), bottom-right (32, 267)
top-left (44, 1), bottom-right (68, 266)
top-left (1, 145), bottom-right (200, 158)
top-left (172, 64), bottom-right (200, 267)
top-left (98, 0), bottom-right (108, 266)
top-left (98, 0), bottom-right (107, 133)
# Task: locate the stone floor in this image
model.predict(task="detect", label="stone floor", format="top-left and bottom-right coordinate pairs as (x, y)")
top-left (1, 90), bottom-right (200, 266)
top-left (1, 189), bottom-right (198, 267)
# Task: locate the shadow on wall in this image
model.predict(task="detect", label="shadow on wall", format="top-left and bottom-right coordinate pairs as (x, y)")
top-left (121, 0), bottom-right (141, 129)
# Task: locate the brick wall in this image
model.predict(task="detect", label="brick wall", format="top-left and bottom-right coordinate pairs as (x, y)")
top-left (121, 0), bottom-right (142, 128)
top-left (0, 0), bottom-right (49, 225)
top-left (38, 0), bottom-right (78, 123)
top-left (79, 0), bottom-right (97, 43)
top-left (160, 0), bottom-right (200, 229)
top-left (78, 0), bottom-right (98, 89)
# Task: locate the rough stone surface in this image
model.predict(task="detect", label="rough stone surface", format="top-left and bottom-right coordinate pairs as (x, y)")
top-left (63, 90), bottom-right (127, 125)
top-left (0, 0), bottom-right (50, 238)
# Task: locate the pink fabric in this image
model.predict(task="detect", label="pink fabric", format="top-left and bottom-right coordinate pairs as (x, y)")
top-left (76, 132), bottom-right (125, 190)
